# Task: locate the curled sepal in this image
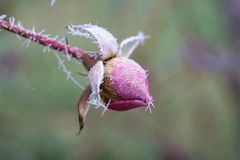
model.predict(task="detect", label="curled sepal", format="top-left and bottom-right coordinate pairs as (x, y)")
top-left (68, 24), bottom-right (118, 60)
top-left (77, 86), bottom-right (91, 135)
top-left (119, 32), bottom-right (149, 58)
top-left (87, 61), bottom-right (105, 108)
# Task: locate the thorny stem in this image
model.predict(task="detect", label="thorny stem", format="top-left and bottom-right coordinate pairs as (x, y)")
top-left (0, 18), bottom-right (96, 70)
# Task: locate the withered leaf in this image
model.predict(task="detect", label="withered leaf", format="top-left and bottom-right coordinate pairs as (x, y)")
top-left (77, 85), bottom-right (91, 135)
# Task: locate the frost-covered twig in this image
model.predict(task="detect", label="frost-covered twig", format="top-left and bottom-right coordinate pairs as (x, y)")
top-left (0, 15), bottom-right (96, 70)
top-left (1, 15), bottom-right (154, 132)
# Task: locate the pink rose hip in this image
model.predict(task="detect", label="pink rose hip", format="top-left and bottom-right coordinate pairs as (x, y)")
top-left (101, 57), bottom-right (152, 111)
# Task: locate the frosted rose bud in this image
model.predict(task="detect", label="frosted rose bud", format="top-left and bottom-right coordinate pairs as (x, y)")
top-left (100, 57), bottom-right (153, 111)
top-left (69, 24), bottom-right (154, 132)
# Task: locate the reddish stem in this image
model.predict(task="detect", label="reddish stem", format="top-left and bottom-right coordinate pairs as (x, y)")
top-left (0, 19), bottom-right (96, 69)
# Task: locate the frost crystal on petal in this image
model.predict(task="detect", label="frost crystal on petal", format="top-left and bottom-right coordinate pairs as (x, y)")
top-left (87, 61), bottom-right (105, 108)
top-left (68, 24), bottom-right (119, 60)
top-left (119, 32), bottom-right (150, 58)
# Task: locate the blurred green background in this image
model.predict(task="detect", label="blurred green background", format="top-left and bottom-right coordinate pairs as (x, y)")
top-left (0, 0), bottom-right (240, 159)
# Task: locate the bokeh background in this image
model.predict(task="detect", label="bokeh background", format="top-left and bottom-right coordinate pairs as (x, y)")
top-left (0, 0), bottom-right (240, 159)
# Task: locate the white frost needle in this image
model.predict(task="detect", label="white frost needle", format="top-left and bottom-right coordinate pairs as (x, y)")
top-left (54, 52), bottom-right (84, 89)
top-left (9, 16), bottom-right (15, 30)
top-left (0, 15), bottom-right (6, 21)
top-left (50, 0), bottom-right (56, 6)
